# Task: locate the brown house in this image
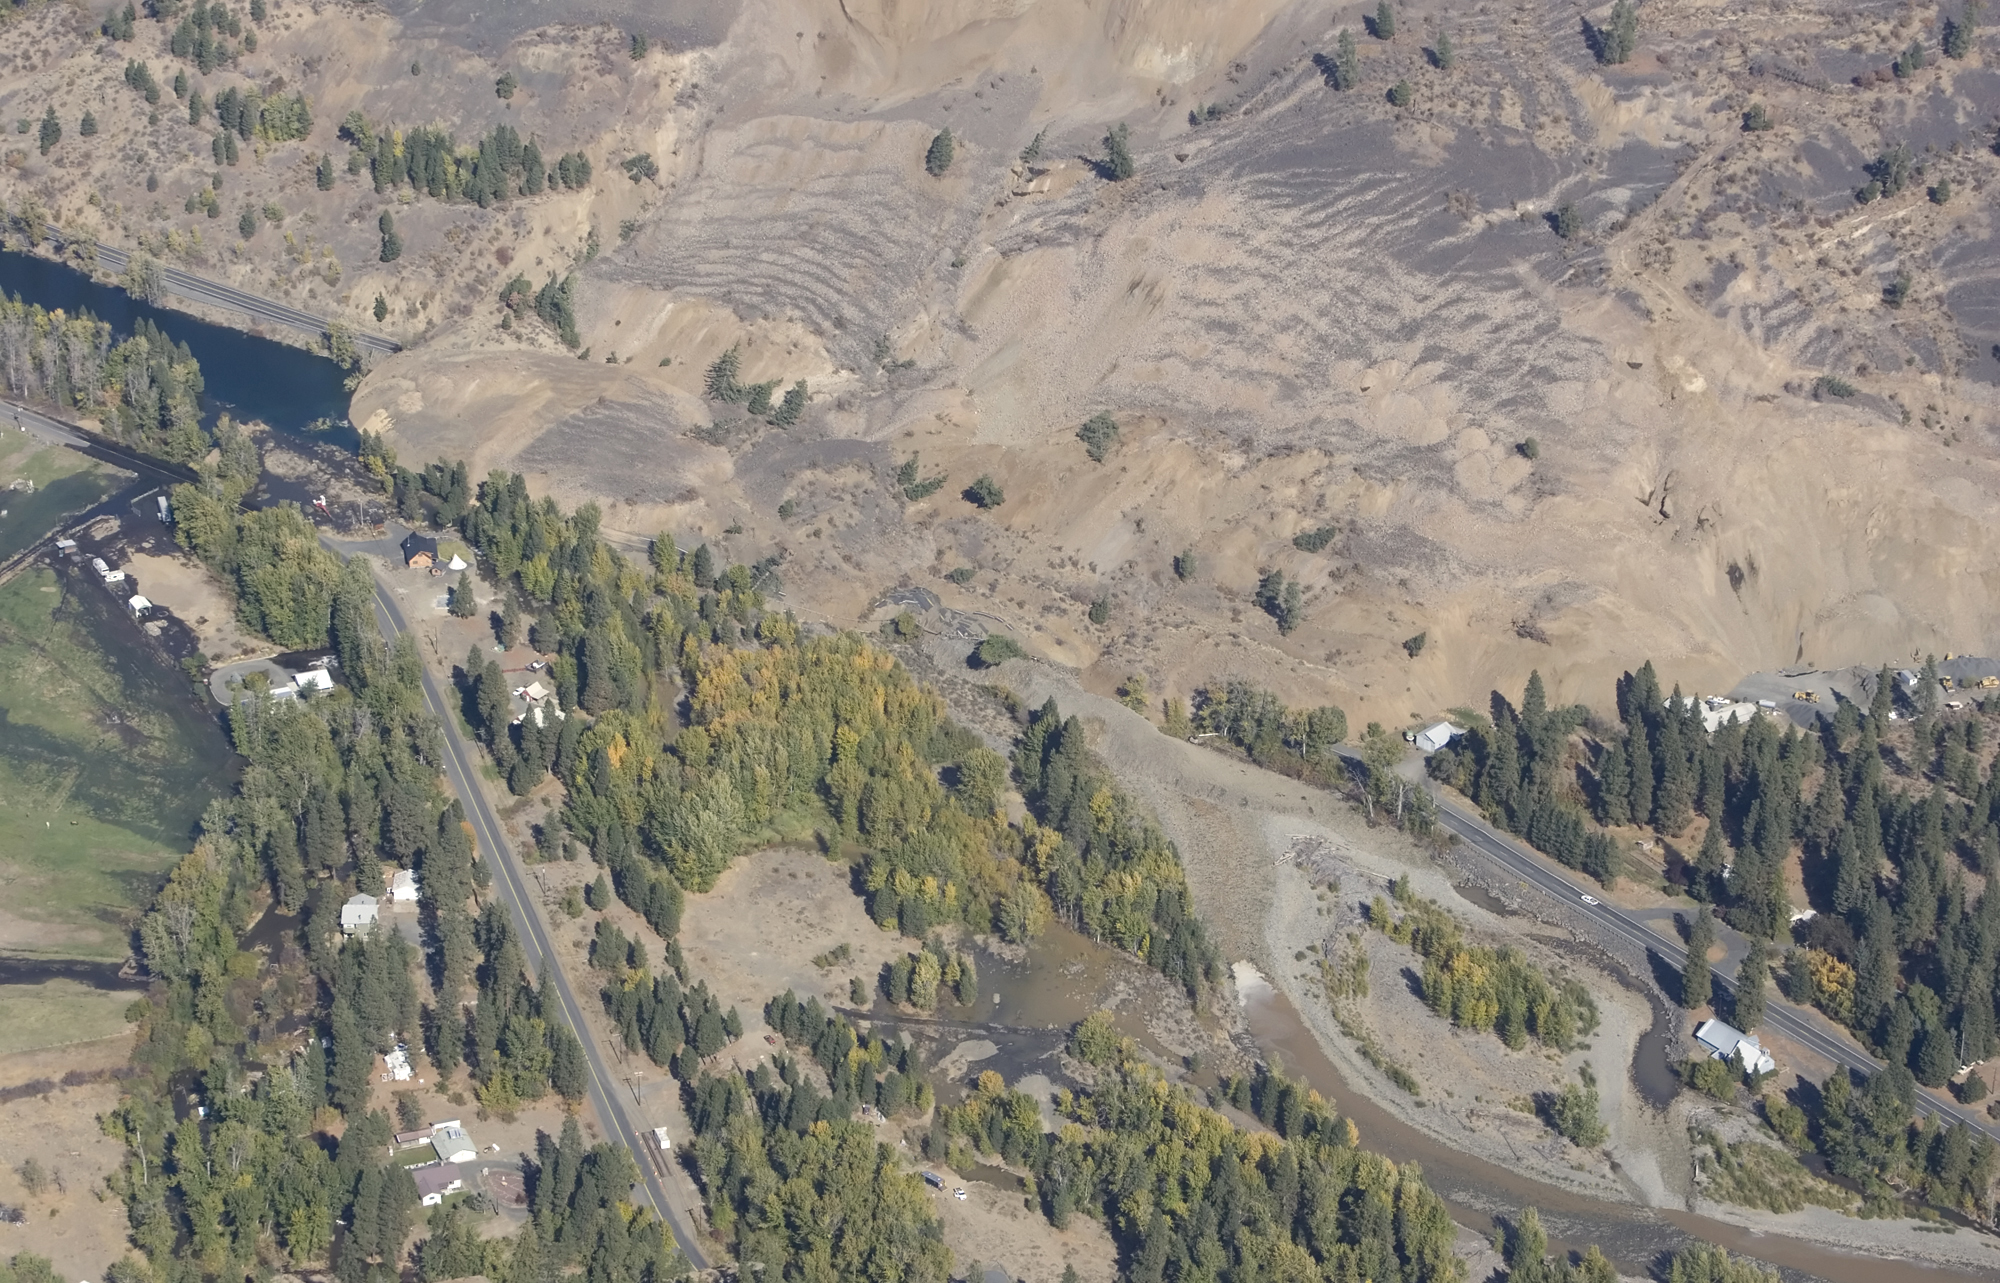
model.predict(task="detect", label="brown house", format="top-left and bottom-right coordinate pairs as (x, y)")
top-left (401, 532), bottom-right (439, 569)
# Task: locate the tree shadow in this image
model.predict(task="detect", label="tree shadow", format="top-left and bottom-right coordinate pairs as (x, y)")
top-left (1645, 947), bottom-right (1684, 1000)
top-left (1309, 52), bottom-right (1341, 87)
top-left (1400, 965), bottom-right (1425, 1000)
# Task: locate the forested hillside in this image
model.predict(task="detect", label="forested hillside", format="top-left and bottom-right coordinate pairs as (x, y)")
top-left (416, 460), bottom-right (1220, 995)
top-left (1435, 662), bottom-right (2000, 1107)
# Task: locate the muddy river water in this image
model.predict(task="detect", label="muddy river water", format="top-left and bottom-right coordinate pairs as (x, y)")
top-left (944, 924), bottom-right (1995, 1283)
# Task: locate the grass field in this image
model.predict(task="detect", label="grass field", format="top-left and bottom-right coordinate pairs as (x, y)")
top-left (0, 566), bottom-right (235, 960)
top-left (0, 435), bottom-right (123, 562)
top-left (0, 979), bottom-right (137, 1054)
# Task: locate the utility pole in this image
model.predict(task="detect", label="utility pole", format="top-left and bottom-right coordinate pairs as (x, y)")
top-left (628, 1072), bottom-right (643, 1106)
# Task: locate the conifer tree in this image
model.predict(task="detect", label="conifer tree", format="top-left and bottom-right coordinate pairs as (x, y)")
top-left (1682, 907), bottom-right (1714, 1010)
top-left (1734, 938), bottom-right (1767, 1031)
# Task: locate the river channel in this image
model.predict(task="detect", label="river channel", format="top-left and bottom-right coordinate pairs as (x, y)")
top-left (0, 251), bottom-right (352, 977)
top-left (922, 924), bottom-right (1997, 1283)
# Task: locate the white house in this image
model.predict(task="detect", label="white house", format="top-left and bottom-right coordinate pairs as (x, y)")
top-left (294, 669), bottom-right (335, 693)
top-left (1413, 722), bottom-right (1463, 753)
top-left (1693, 1018), bottom-right (1776, 1076)
top-left (388, 869), bottom-right (420, 904)
top-left (382, 1046), bottom-right (412, 1082)
top-left (413, 1163), bottom-right (463, 1207)
top-left (431, 1123), bottom-right (477, 1165)
top-left (340, 893), bottom-right (379, 935)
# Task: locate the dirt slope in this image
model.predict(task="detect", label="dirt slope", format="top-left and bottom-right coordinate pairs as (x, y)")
top-left (287, 0), bottom-right (2000, 720)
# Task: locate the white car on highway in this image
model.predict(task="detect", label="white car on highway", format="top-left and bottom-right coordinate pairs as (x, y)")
top-left (1580, 894), bottom-right (1600, 906)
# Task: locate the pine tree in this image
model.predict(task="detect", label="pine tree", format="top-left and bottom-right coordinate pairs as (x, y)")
top-left (379, 210), bottom-right (403, 263)
top-left (924, 127), bottom-right (955, 177)
top-left (37, 106), bottom-right (59, 155)
top-left (1734, 938), bottom-right (1767, 1031)
top-left (1506, 1207), bottom-right (1548, 1280)
top-left (374, 293), bottom-right (388, 322)
top-left (1334, 29), bottom-right (1360, 89)
top-left (1692, 821), bottom-right (1728, 903)
top-left (1373, 0), bottom-right (1395, 38)
top-left (1597, 740), bottom-right (1630, 825)
top-left (1682, 907), bottom-right (1714, 1010)
top-left (318, 152), bottom-right (336, 189)
top-left (1103, 122), bottom-right (1134, 181)
top-left (79, 111), bottom-right (97, 137)
top-left (1433, 28), bottom-right (1455, 69)
top-left (1626, 726), bottom-right (1654, 829)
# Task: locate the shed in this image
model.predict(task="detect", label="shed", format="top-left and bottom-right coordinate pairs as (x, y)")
top-left (1693, 1018), bottom-right (1775, 1075)
top-left (401, 532), bottom-right (439, 569)
top-left (431, 1123), bottom-right (477, 1165)
top-left (128, 595), bottom-right (153, 615)
top-left (389, 868), bottom-right (420, 903)
top-left (340, 893), bottom-right (379, 935)
top-left (414, 1163), bottom-right (464, 1207)
top-left (1413, 722), bottom-right (1462, 753)
top-left (295, 669), bottom-right (335, 693)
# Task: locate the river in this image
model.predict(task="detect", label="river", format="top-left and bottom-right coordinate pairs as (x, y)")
top-left (943, 923), bottom-right (1997, 1283)
top-left (0, 249), bottom-right (352, 976)
top-left (0, 247), bottom-right (352, 437)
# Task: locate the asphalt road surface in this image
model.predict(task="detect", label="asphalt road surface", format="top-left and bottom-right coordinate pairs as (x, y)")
top-left (49, 228), bottom-right (401, 356)
top-left (1359, 753), bottom-right (2000, 1145)
top-left (360, 573), bottom-right (709, 1268)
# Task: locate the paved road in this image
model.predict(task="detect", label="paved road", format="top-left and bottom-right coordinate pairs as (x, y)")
top-left (47, 227), bottom-right (401, 356)
top-left (358, 569), bottom-right (709, 1269)
top-left (1358, 752), bottom-right (2000, 1145)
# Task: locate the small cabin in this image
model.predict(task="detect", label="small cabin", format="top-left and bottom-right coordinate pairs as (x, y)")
top-left (401, 532), bottom-right (439, 569)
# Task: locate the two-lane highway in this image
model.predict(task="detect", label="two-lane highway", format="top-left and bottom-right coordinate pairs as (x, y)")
top-left (361, 573), bottom-right (708, 1269)
top-left (1374, 757), bottom-right (2000, 1145)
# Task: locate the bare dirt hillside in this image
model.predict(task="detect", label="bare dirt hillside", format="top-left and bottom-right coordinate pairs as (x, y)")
top-left (7, 0), bottom-right (1996, 726)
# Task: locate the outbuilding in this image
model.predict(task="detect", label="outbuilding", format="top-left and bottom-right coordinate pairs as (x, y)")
top-left (431, 1123), bottom-right (477, 1165)
top-left (389, 869), bottom-right (420, 903)
top-left (1413, 722), bottom-right (1462, 753)
top-left (1693, 1018), bottom-right (1776, 1075)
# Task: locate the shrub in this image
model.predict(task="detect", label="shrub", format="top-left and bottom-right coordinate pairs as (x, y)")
top-left (896, 453), bottom-right (947, 501)
top-left (1742, 103), bottom-right (1772, 132)
top-left (1883, 272), bottom-right (1912, 308)
top-left (1541, 1074), bottom-right (1608, 1146)
top-left (495, 71), bottom-right (518, 99)
top-left (1930, 177), bottom-right (1953, 204)
top-left (1172, 549), bottom-right (1197, 581)
top-left (1077, 412), bottom-right (1119, 461)
top-left (1402, 632), bottom-right (1426, 658)
top-left (1956, 1070), bottom-right (1988, 1104)
top-left (1553, 202), bottom-right (1581, 240)
top-left (964, 475), bottom-right (1005, 509)
top-left (1812, 375), bottom-right (1857, 399)
top-left (1518, 437), bottom-right (1540, 459)
top-left (1293, 525), bottom-right (1338, 553)
top-left (970, 635), bottom-right (1024, 668)
top-left (945, 567), bottom-right (975, 585)
top-left (1387, 79), bottom-right (1413, 108)
top-left (1255, 569), bottom-right (1304, 635)
top-left (1088, 597), bottom-right (1110, 626)
top-left (1893, 38), bottom-right (1926, 78)
top-left (622, 153), bottom-right (659, 182)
